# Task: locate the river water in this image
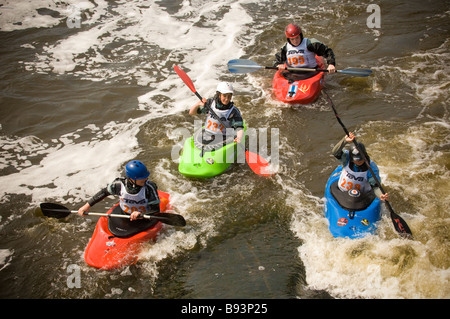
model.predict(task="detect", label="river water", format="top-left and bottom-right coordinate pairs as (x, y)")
top-left (0, 0), bottom-right (448, 300)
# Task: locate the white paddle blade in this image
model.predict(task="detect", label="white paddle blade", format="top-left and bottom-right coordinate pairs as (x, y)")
top-left (227, 59), bottom-right (264, 73)
top-left (338, 68), bottom-right (372, 77)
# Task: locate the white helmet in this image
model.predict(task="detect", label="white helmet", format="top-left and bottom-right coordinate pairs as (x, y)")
top-left (216, 82), bottom-right (234, 94)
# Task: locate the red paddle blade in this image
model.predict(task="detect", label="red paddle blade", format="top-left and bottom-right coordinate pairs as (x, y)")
top-left (245, 151), bottom-right (275, 176)
top-left (174, 65), bottom-right (196, 93)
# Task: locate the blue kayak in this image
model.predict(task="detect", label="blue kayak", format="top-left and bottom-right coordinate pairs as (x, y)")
top-left (324, 166), bottom-right (382, 238)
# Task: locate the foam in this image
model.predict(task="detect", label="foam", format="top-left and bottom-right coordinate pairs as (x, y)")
top-left (0, 119), bottom-right (143, 205)
top-left (287, 118), bottom-right (450, 299)
top-left (372, 39), bottom-right (450, 108)
top-left (3, 0), bottom-right (448, 298)
top-left (0, 4), bottom-right (263, 287)
top-left (0, 249), bottom-right (13, 271)
top-left (294, 221), bottom-right (450, 298)
top-left (0, 0), bottom-right (98, 31)
top-left (2, 0), bottom-right (260, 205)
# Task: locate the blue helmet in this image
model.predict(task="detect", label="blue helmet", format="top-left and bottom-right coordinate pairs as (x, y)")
top-left (125, 160), bottom-right (150, 180)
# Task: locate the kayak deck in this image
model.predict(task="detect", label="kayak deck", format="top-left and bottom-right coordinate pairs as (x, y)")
top-left (178, 124), bottom-right (247, 178)
top-left (84, 191), bottom-right (171, 270)
top-left (272, 56), bottom-right (325, 104)
top-left (324, 166), bottom-right (381, 238)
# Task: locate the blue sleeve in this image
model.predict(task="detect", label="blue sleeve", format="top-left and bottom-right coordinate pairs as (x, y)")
top-left (367, 162), bottom-right (380, 186)
top-left (339, 150), bottom-right (350, 167)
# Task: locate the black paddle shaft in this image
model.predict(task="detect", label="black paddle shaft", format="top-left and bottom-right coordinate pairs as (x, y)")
top-left (40, 202), bottom-right (186, 227)
top-left (324, 90), bottom-right (413, 238)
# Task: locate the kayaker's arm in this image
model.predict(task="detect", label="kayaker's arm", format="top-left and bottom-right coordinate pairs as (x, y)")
top-left (307, 38), bottom-right (336, 66)
top-left (229, 108), bottom-right (244, 130)
top-left (144, 181), bottom-right (161, 215)
top-left (87, 188), bottom-right (110, 207)
top-left (194, 98), bottom-right (214, 116)
top-left (332, 135), bottom-right (349, 165)
top-left (274, 44), bottom-right (287, 67)
top-left (367, 164), bottom-right (388, 200)
top-left (77, 179), bottom-right (122, 216)
top-left (229, 108), bottom-right (244, 143)
top-left (189, 97), bottom-right (207, 115)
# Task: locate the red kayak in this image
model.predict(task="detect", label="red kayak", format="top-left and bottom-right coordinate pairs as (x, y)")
top-left (84, 191), bottom-right (171, 270)
top-left (272, 56), bottom-right (326, 104)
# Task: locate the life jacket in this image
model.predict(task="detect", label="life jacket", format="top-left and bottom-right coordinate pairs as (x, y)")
top-left (204, 99), bottom-right (236, 135)
top-left (338, 159), bottom-right (372, 194)
top-left (119, 181), bottom-right (159, 215)
top-left (285, 37), bottom-right (317, 68)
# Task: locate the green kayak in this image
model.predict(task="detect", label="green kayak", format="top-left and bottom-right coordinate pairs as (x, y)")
top-left (178, 124), bottom-right (247, 178)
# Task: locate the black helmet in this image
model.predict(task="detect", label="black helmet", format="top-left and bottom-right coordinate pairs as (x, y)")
top-left (350, 143), bottom-right (369, 162)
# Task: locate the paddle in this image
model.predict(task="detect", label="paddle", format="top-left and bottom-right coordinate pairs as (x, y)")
top-left (174, 65), bottom-right (274, 176)
top-left (227, 59), bottom-right (373, 77)
top-left (40, 202), bottom-right (186, 227)
top-left (323, 90), bottom-right (413, 239)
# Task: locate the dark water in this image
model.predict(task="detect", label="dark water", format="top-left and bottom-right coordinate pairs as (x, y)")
top-left (0, 0), bottom-right (449, 300)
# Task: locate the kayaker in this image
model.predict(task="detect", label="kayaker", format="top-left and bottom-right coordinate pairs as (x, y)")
top-left (77, 160), bottom-right (161, 221)
top-left (332, 132), bottom-right (389, 201)
top-left (189, 82), bottom-right (244, 144)
top-left (274, 23), bottom-right (336, 74)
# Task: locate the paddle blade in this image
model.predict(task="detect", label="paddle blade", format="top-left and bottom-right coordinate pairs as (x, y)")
top-left (245, 151), bottom-right (275, 176)
top-left (338, 68), bottom-right (372, 77)
top-left (174, 65), bottom-right (197, 93)
top-left (151, 212), bottom-right (186, 227)
top-left (389, 208), bottom-right (413, 239)
top-left (40, 203), bottom-right (72, 218)
top-left (227, 59), bottom-right (264, 73)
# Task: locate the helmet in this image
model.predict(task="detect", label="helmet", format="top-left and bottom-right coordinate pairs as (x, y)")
top-left (125, 160), bottom-right (150, 180)
top-left (285, 23), bottom-right (302, 38)
top-left (350, 143), bottom-right (368, 162)
top-left (216, 82), bottom-right (234, 94)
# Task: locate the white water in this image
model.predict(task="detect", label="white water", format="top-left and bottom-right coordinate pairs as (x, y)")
top-left (0, 0), bottom-right (263, 294)
top-left (0, 0), bottom-right (448, 299)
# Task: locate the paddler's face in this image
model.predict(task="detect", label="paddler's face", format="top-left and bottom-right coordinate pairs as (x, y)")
top-left (135, 178), bottom-right (147, 186)
top-left (290, 35), bottom-right (301, 46)
top-left (353, 159), bottom-right (365, 166)
top-left (220, 93), bottom-right (232, 105)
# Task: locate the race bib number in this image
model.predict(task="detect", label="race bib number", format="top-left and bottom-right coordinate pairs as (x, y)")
top-left (288, 56), bottom-right (305, 66)
top-left (206, 119), bottom-right (225, 133)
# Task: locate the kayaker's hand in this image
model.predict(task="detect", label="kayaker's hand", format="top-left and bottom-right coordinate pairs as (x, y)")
top-left (327, 64), bottom-right (336, 73)
top-left (380, 193), bottom-right (389, 201)
top-left (77, 203), bottom-right (90, 216)
top-left (234, 129), bottom-right (243, 144)
top-left (130, 211), bottom-right (142, 221)
top-left (345, 132), bottom-right (355, 143)
top-left (189, 98), bottom-right (207, 115)
top-left (277, 64), bottom-right (286, 70)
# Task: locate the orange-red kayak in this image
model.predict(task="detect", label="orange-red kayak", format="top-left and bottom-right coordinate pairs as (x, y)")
top-left (84, 191), bottom-right (171, 270)
top-left (272, 56), bottom-right (326, 104)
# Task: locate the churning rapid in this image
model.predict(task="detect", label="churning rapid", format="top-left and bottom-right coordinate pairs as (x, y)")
top-left (0, 0), bottom-right (448, 299)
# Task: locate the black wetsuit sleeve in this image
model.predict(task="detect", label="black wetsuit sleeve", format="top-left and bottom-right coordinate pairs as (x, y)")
top-left (197, 98), bottom-right (213, 115)
top-left (145, 181), bottom-right (161, 215)
top-left (274, 44), bottom-right (287, 66)
top-left (307, 39), bottom-right (336, 66)
top-left (229, 107), bottom-right (244, 130)
top-left (87, 188), bottom-right (109, 207)
top-left (87, 178), bottom-right (122, 207)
